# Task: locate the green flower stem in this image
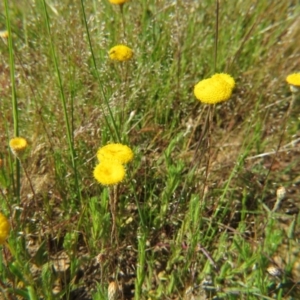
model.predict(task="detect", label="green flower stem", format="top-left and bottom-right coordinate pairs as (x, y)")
top-left (110, 185), bottom-right (118, 245)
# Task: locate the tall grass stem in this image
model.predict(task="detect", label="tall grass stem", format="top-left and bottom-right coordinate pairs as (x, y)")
top-left (4, 0), bottom-right (20, 200)
top-left (80, 0), bottom-right (121, 143)
top-left (214, 0), bottom-right (219, 73)
top-left (41, 0), bottom-right (81, 203)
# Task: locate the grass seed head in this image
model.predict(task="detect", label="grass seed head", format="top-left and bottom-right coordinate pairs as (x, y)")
top-left (267, 265), bottom-right (282, 277)
top-left (273, 186), bottom-right (287, 212)
top-left (108, 281), bottom-right (120, 300)
top-left (276, 186), bottom-right (286, 202)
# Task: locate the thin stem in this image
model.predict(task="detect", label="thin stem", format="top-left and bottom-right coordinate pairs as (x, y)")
top-left (80, 0), bottom-right (121, 143)
top-left (19, 159), bottom-right (36, 200)
top-left (120, 4), bottom-right (126, 39)
top-left (118, 62), bottom-right (129, 134)
top-left (214, 0), bottom-right (219, 73)
top-left (190, 105), bottom-right (210, 167)
top-left (204, 105), bottom-right (215, 182)
top-left (4, 1), bottom-right (18, 137)
top-left (41, 0), bottom-right (81, 203)
top-left (198, 243), bottom-right (219, 271)
top-left (110, 185), bottom-right (119, 245)
top-left (4, 0), bottom-right (20, 200)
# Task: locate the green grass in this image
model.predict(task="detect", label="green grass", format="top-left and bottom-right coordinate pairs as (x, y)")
top-left (1, 0), bottom-right (300, 299)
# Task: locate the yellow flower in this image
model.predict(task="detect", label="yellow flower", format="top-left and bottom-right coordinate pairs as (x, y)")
top-left (109, 0), bottom-right (129, 4)
top-left (194, 76), bottom-right (234, 104)
top-left (9, 137), bottom-right (28, 157)
top-left (0, 30), bottom-right (9, 39)
top-left (97, 143), bottom-right (134, 164)
top-left (93, 161), bottom-right (125, 185)
top-left (109, 45), bottom-right (133, 61)
top-left (0, 213), bottom-right (10, 245)
top-left (211, 73), bottom-right (235, 89)
top-left (286, 73), bottom-right (300, 93)
top-left (286, 73), bottom-right (300, 87)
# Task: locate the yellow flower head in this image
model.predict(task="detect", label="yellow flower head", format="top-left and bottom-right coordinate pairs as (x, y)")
top-left (286, 73), bottom-right (300, 92)
top-left (194, 76), bottom-right (234, 104)
top-left (286, 73), bottom-right (300, 86)
top-left (109, 0), bottom-right (129, 4)
top-left (93, 161), bottom-right (125, 185)
top-left (0, 30), bottom-right (9, 39)
top-left (97, 143), bottom-right (134, 164)
top-left (109, 45), bottom-right (133, 61)
top-left (0, 213), bottom-right (10, 245)
top-left (9, 137), bottom-right (28, 157)
top-left (211, 73), bottom-right (235, 89)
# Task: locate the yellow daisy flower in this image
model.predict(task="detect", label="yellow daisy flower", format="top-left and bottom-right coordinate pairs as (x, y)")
top-left (194, 77), bottom-right (233, 104)
top-left (93, 161), bottom-right (125, 185)
top-left (0, 213), bottom-right (10, 245)
top-left (97, 143), bottom-right (134, 164)
top-left (211, 73), bottom-right (235, 89)
top-left (9, 137), bottom-right (28, 157)
top-left (109, 45), bottom-right (133, 61)
top-left (109, 0), bottom-right (129, 4)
